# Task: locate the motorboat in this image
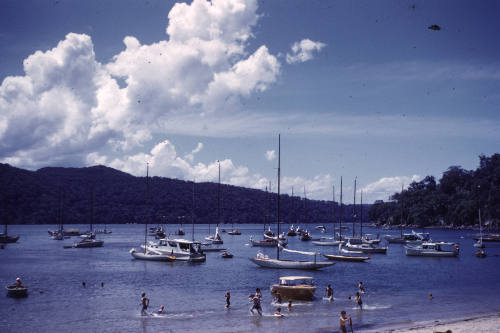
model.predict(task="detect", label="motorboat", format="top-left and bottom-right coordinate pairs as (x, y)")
top-left (249, 236), bottom-right (279, 247)
top-left (227, 229), bottom-right (241, 235)
top-left (286, 226), bottom-right (297, 237)
top-left (6, 286), bottom-right (28, 298)
top-left (300, 230), bottom-right (312, 241)
top-left (176, 228), bottom-right (185, 236)
top-left (144, 238), bottom-right (206, 262)
top-left (200, 242), bottom-right (226, 252)
top-left (270, 276), bottom-right (316, 301)
top-left (345, 238), bottom-right (387, 254)
top-left (130, 248), bottom-right (176, 261)
top-left (48, 228), bottom-right (80, 237)
top-left (385, 230), bottom-right (428, 244)
top-left (73, 235), bottom-right (104, 248)
top-left (405, 242), bottom-right (459, 257)
top-left (475, 250), bottom-right (486, 258)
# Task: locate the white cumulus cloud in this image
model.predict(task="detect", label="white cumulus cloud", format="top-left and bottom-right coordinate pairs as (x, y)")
top-left (286, 39), bottom-right (326, 64)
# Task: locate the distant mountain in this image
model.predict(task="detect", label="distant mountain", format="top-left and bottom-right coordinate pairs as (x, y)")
top-left (0, 164), bottom-right (368, 225)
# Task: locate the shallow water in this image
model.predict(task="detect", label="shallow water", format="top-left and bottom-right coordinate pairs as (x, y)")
top-left (1, 224), bottom-right (499, 332)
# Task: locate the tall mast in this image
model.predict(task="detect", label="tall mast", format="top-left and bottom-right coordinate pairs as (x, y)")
top-left (144, 163), bottom-right (149, 253)
top-left (353, 177), bottom-right (357, 237)
top-left (400, 184), bottom-right (404, 238)
top-left (332, 185), bottom-right (336, 239)
top-left (90, 185), bottom-right (94, 233)
top-left (264, 185), bottom-right (268, 232)
top-left (339, 177), bottom-right (343, 241)
top-left (360, 190), bottom-right (363, 237)
top-left (291, 186), bottom-right (294, 228)
top-left (217, 160), bottom-right (221, 227)
top-left (276, 134), bottom-right (281, 260)
top-left (304, 186), bottom-right (307, 231)
top-left (192, 180), bottom-right (195, 241)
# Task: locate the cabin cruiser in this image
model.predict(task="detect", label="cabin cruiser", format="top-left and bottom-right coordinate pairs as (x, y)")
top-left (286, 225), bottom-right (297, 236)
top-left (143, 238), bottom-right (206, 262)
top-left (299, 230), bottom-right (312, 241)
top-left (385, 230), bottom-right (430, 244)
top-left (405, 242), bottom-right (459, 257)
top-left (270, 276), bottom-right (316, 301)
top-left (345, 237), bottom-right (387, 254)
top-left (361, 233), bottom-right (380, 244)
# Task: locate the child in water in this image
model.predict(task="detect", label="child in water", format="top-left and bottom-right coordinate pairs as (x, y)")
top-left (287, 300), bottom-right (292, 312)
top-left (225, 291), bottom-right (231, 309)
top-left (157, 305), bottom-right (165, 314)
top-left (339, 310), bottom-right (352, 333)
top-left (274, 307), bottom-right (284, 317)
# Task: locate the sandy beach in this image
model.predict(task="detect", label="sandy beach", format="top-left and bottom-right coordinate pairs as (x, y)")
top-left (367, 312), bottom-right (500, 333)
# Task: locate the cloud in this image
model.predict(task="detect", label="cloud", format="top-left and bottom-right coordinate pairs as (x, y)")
top-left (0, 0), bottom-right (286, 168)
top-left (286, 39), bottom-right (326, 64)
top-left (361, 175), bottom-right (422, 202)
top-left (265, 150), bottom-right (275, 161)
top-left (184, 142), bottom-right (203, 162)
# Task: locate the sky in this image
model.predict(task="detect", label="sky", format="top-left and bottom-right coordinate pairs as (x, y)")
top-left (0, 0), bottom-right (499, 203)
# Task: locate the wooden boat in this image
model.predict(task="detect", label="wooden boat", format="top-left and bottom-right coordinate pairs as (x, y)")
top-left (6, 286), bottom-right (28, 298)
top-left (130, 248), bottom-right (175, 261)
top-left (323, 253), bottom-right (370, 262)
top-left (270, 276), bottom-right (316, 301)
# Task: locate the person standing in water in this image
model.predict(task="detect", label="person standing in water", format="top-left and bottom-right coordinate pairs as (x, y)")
top-left (225, 291), bottom-right (231, 309)
top-left (287, 300), bottom-right (292, 312)
top-left (140, 292), bottom-right (150, 316)
top-left (355, 291), bottom-right (363, 309)
top-left (339, 310), bottom-right (352, 333)
top-left (326, 284), bottom-right (334, 301)
top-left (250, 293), bottom-right (262, 316)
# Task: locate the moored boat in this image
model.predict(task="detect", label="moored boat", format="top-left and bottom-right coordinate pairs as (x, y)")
top-left (323, 253), bottom-right (370, 262)
top-left (130, 248), bottom-right (175, 261)
top-left (405, 242), bottom-right (459, 257)
top-left (6, 286), bottom-right (28, 298)
top-left (144, 238), bottom-right (206, 262)
top-left (270, 276), bottom-right (316, 301)
top-left (345, 238), bottom-right (387, 254)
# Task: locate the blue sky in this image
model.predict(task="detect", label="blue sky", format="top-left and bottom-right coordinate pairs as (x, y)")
top-left (1, 0), bottom-right (499, 202)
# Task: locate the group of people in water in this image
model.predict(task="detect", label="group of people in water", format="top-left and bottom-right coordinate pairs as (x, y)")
top-left (137, 281), bottom-right (366, 331)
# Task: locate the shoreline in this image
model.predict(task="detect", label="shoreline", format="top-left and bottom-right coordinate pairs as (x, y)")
top-left (361, 311), bottom-right (500, 333)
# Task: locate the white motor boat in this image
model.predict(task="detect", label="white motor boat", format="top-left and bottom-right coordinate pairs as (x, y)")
top-left (345, 238), bottom-right (387, 254)
top-left (405, 242), bottom-right (459, 257)
top-left (143, 238), bottom-right (206, 262)
top-left (130, 248), bottom-right (176, 261)
top-left (250, 251), bottom-right (334, 270)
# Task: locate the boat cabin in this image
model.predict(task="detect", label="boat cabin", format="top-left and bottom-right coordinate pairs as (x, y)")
top-left (278, 276), bottom-right (314, 286)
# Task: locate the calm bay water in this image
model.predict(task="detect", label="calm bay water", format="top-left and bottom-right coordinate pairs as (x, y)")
top-left (1, 224), bottom-right (500, 333)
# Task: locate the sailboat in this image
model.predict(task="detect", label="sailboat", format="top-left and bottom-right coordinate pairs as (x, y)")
top-left (299, 186), bottom-right (312, 241)
top-left (286, 187), bottom-right (297, 237)
top-left (72, 186), bottom-right (103, 248)
top-left (206, 161), bottom-right (224, 244)
top-left (131, 163), bottom-right (175, 261)
top-left (0, 195), bottom-right (19, 244)
top-left (474, 208), bottom-right (485, 248)
top-left (227, 220), bottom-right (241, 235)
top-left (249, 134), bottom-right (334, 270)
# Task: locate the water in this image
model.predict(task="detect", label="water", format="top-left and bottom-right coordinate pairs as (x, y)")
top-left (1, 224), bottom-right (500, 333)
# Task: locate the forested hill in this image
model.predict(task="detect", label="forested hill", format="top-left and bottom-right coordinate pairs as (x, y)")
top-left (0, 163), bottom-right (367, 225)
top-left (368, 154), bottom-right (500, 228)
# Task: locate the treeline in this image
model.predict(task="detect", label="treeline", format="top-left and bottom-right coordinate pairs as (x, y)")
top-left (0, 163), bottom-right (366, 226)
top-left (368, 154), bottom-right (500, 228)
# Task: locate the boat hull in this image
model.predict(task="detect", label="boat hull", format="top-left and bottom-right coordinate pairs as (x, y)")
top-left (73, 239), bottom-right (104, 248)
top-left (323, 254), bottom-right (369, 262)
top-left (312, 240), bottom-right (343, 246)
top-left (249, 257), bottom-right (334, 270)
top-left (270, 284), bottom-right (316, 301)
top-left (405, 248), bottom-right (458, 257)
top-left (6, 286), bottom-right (28, 298)
top-left (346, 244), bottom-right (387, 254)
top-left (130, 249), bottom-right (175, 261)
top-left (0, 235), bottom-right (20, 243)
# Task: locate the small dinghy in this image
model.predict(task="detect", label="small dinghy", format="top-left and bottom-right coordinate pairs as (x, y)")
top-left (221, 251), bottom-right (233, 258)
top-left (323, 253), bottom-right (370, 262)
top-left (6, 286), bottom-right (28, 298)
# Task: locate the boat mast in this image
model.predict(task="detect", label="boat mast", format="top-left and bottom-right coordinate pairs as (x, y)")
top-left (90, 185), bottom-right (94, 234)
top-left (400, 184), bottom-right (404, 238)
top-left (304, 185), bottom-right (308, 232)
top-left (264, 185), bottom-right (268, 233)
top-left (277, 133), bottom-right (281, 260)
top-left (353, 177), bottom-right (357, 237)
top-left (332, 185), bottom-right (336, 239)
top-left (360, 190), bottom-right (363, 237)
top-left (291, 186), bottom-right (294, 228)
top-left (339, 177), bottom-right (343, 241)
top-left (217, 160), bottom-right (221, 229)
top-left (144, 163), bottom-right (149, 253)
top-left (192, 180), bottom-right (195, 242)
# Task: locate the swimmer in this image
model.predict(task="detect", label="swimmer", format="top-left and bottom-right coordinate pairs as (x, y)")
top-left (157, 305), bottom-right (164, 314)
top-left (429, 293), bottom-right (433, 300)
top-left (274, 307), bottom-right (284, 317)
top-left (82, 281), bottom-right (86, 288)
top-left (225, 291), bottom-right (231, 309)
top-left (101, 282), bottom-right (104, 288)
top-left (326, 284), bottom-right (334, 301)
top-left (140, 292), bottom-right (150, 316)
top-left (287, 300), bottom-right (292, 311)
top-left (339, 310), bottom-right (352, 333)
top-left (274, 291), bottom-right (282, 304)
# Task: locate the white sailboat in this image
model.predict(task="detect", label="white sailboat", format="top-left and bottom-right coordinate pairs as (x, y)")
top-left (313, 185), bottom-right (344, 246)
top-left (249, 134), bottom-right (334, 270)
top-left (130, 163), bottom-right (174, 261)
top-left (206, 161), bottom-right (224, 244)
top-left (73, 186), bottom-right (103, 248)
